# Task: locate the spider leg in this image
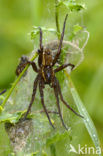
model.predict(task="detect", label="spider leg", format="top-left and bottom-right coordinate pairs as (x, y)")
top-left (27, 61), bottom-right (38, 72)
top-left (24, 74), bottom-right (39, 120)
top-left (52, 14), bottom-right (68, 66)
top-left (0, 89), bottom-right (6, 95)
top-left (38, 27), bottom-right (44, 67)
top-left (55, 77), bottom-right (84, 118)
top-left (53, 79), bottom-right (68, 130)
top-left (39, 27), bottom-right (43, 51)
top-left (54, 63), bottom-right (75, 73)
top-left (16, 60), bottom-right (38, 73)
top-left (39, 79), bottom-right (55, 129)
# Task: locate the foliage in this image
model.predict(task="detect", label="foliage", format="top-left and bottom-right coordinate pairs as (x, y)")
top-left (31, 26), bottom-right (60, 40)
top-left (57, 0), bottom-right (86, 11)
top-left (0, 0), bottom-right (103, 155)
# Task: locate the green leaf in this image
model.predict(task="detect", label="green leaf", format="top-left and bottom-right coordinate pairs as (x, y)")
top-left (57, 0), bottom-right (85, 11)
top-left (69, 24), bottom-right (83, 40)
top-left (73, 24), bottom-right (83, 34)
top-left (0, 110), bottom-right (32, 124)
top-left (31, 151), bottom-right (39, 156)
top-left (31, 26), bottom-right (60, 40)
top-left (65, 72), bottom-right (101, 156)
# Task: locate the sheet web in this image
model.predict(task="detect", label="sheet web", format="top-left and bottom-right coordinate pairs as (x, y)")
top-left (3, 29), bottom-right (89, 155)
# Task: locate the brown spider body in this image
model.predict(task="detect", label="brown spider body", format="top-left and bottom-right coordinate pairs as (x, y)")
top-left (41, 49), bottom-right (54, 84)
top-left (42, 49), bottom-right (52, 66)
top-left (18, 14), bottom-right (83, 130)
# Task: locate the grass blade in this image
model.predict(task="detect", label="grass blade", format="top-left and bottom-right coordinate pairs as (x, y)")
top-left (65, 71), bottom-right (101, 156)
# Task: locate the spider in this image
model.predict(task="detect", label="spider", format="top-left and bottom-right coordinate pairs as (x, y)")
top-left (19, 14), bottom-right (83, 130)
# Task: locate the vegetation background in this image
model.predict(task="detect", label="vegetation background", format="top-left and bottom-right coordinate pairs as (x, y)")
top-left (0, 0), bottom-right (103, 155)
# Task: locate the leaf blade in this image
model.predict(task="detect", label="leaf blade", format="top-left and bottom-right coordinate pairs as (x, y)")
top-left (65, 71), bottom-right (101, 156)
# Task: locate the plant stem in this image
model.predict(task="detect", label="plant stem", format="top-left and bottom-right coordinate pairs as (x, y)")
top-left (55, 0), bottom-right (60, 39)
top-left (1, 52), bottom-right (38, 109)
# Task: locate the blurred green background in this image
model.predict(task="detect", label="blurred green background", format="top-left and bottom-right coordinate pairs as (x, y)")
top-left (0, 0), bottom-right (103, 155)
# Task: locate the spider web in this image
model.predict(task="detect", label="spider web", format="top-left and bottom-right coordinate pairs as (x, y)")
top-left (4, 29), bottom-right (89, 156)
top-left (44, 30), bottom-right (89, 73)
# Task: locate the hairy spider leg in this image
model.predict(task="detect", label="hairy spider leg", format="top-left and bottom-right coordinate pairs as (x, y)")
top-left (55, 77), bottom-right (84, 118)
top-left (27, 61), bottom-right (38, 72)
top-left (53, 80), bottom-right (68, 130)
top-left (0, 89), bottom-right (6, 95)
top-left (24, 75), bottom-right (39, 119)
top-left (54, 63), bottom-right (75, 73)
top-left (26, 61), bottom-right (38, 72)
top-left (17, 61), bottom-right (38, 73)
top-left (38, 27), bottom-right (43, 67)
top-left (39, 27), bottom-right (43, 50)
top-left (52, 14), bottom-right (68, 66)
top-left (39, 78), bottom-right (55, 129)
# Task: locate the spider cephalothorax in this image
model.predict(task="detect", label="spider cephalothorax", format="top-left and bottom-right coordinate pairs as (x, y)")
top-left (18, 14), bottom-right (83, 130)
